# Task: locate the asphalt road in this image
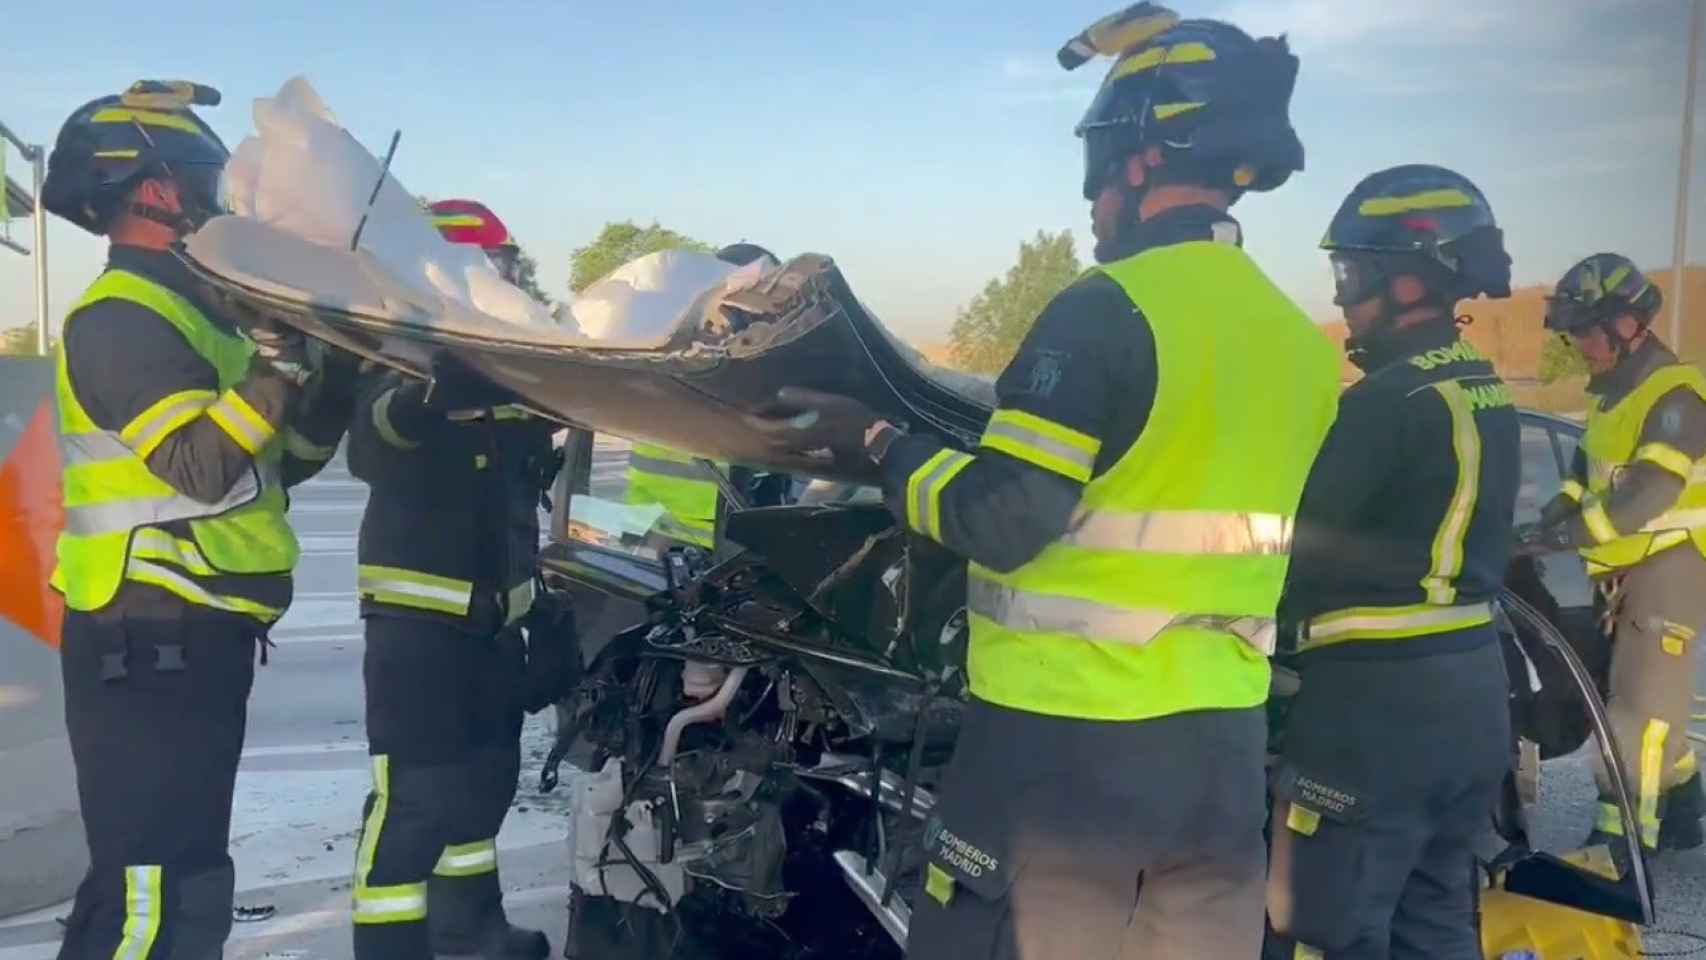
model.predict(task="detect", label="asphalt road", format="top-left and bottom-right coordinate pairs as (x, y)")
top-left (2, 440), bottom-right (1702, 957)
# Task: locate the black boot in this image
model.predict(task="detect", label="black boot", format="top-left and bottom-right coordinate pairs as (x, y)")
top-left (1658, 771), bottom-right (1705, 852)
top-left (430, 872), bottom-right (549, 960)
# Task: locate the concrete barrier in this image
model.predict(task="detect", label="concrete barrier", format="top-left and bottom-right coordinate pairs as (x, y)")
top-left (0, 356), bottom-right (86, 918)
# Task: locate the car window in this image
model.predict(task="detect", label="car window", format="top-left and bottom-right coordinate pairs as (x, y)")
top-left (563, 433), bottom-right (718, 562)
top-left (1518, 415), bottom-right (1595, 610)
top-left (1517, 420), bottom-right (1564, 524)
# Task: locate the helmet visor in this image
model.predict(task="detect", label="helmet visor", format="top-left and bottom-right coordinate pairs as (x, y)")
top-left (1329, 254), bottom-right (1385, 308)
top-left (171, 161), bottom-right (230, 229)
top-left (1543, 292), bottom-right (1606, 334)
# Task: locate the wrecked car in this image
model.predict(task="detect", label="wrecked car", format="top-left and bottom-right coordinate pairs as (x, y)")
top-left (174, 219), bottom-right (1655, 955)
top-left (164, 76), bottom-right (1654, 955)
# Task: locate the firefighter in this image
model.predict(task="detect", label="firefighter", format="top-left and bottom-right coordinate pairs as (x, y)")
top-left (751, 6), bottom-right (1340, 955)
top-left (621, 242), bottom-right (779, 548)
top-left (346, 199), bottom-right (567, 960)
top-left (40, 80), bottom-right (352, 958)
top-left (1518, 252), bottom-right (1706, 853)
top-left (1267, 166), bottom-right (1521, 958)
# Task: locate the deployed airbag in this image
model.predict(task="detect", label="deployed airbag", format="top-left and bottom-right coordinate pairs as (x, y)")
top-left (180, 77), bottom-right (994, 481)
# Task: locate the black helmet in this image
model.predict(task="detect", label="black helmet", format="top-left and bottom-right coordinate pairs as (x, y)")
top-left (1321, 164), bottom-right (1511, 306)
top-left (42, 80), bottom-right (229, 236)
top-left (1545, 253), bottom-right (1662, 335)
top-left (715, 242), bottom-right (778, 267)
top-left (1061, 3), bottom-right (1304, 201)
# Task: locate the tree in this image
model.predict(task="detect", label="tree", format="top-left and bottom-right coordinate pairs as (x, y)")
top-left (949, 230), bottom-right (1082, 375)
top-left (1538, 336), bottom-right (1588, 383)
top-left (570, 221), bottom-right (712, 294)
top-left (0, 325), bottom-right (50, 357)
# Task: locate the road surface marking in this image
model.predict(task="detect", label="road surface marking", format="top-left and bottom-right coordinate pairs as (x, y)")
top-left (240, 743), bottom-right (369, 759)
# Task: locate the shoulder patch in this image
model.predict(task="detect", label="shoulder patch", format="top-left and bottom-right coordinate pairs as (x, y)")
top-left (1021, 349), bottom-right (1068, 398)
top-left (1658, 405), bottom-right (1684, 438)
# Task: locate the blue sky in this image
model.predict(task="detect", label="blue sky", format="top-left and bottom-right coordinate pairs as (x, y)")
top-left (2, 0), bottom-right (1703, 341)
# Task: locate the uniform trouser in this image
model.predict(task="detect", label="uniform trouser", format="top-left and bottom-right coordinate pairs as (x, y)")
top-left (1264, 636), bottom-right (1510, 960)
top-left (352, 615), bottom-right (525, 960)
top-left (57, 603), bottom-right (259, 960)
top-left (906, 699), bottom-right (1268, 960)
top-left (1591, 545), bottom-right (1706, 847)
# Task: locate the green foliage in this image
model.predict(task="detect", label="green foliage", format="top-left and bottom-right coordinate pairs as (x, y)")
top-left (569, 221), bottom-right (712, 294)
top-left (949, 230), bottom-right (1082, 375)
top-left (1538, 335), bottom-right (1588, 384)
top-left (0, 324), bottom-right (51, 357)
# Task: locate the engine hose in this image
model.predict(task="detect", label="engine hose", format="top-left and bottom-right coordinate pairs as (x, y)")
top-left (609, 818), bottom-right (676, 917)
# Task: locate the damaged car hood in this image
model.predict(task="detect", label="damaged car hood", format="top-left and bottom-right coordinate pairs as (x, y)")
top-left (179, 216), bottom-right (993, 482)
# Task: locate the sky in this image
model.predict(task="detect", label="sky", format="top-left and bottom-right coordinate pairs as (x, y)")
top-left (2, 0), bottom-right (1704, 343)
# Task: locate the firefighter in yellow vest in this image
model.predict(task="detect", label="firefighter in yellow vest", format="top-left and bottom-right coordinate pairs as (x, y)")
top-left (1520, 253), bottom-right (1706, 853)
top-left (39, 81), bottom-right (351, 959)
top-left (752, 7), bottom-right (1340, 955)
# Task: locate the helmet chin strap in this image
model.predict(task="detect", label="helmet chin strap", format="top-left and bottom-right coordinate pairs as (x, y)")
top-left (1345, 285), bottom-right (1452, 372)
top-left (1093, 173), bottom-right (1153, 264)
top-left (129, 201), bottom-right (195, 235)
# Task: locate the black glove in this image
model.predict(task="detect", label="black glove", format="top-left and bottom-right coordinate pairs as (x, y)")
top-left (520, 587), bottom-right (581, 715)
top-left (745, 387), bottom-right (894, 475)
top-left (247, 321), bottom-right (313, 387)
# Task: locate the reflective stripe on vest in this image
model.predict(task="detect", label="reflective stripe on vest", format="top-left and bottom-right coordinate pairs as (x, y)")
top-left (1300, 601), bottom-right (1493, 650)
top-left (434, 838), bottom-right (498, 877)
top-left (961, 239), bottom-right (1342, 721)
top-left (1579, 363), bottom-right (1706, 574)
top-left (358, 563), bottom-right (535, 624)
top-left (353, 755), bottom-right (429, 924)
top-left (358, 564), bottom-right (474, 617)
top-left (115, 865), bottom-right (164, 960)
top-left (51, 269), bottom-right (298, 618)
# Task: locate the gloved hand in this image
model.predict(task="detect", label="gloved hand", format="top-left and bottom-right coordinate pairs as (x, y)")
top-left (520, 588), bottom-right (581, 715)
top-left (745, 387), bottom-right (894, 476)
top-left (247, 321), bottom-right (314, 388)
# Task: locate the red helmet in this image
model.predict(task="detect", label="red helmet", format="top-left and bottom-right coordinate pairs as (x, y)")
top-left (428, 198), bottom-right (517, 250)
top-left (428, 198), bottom-right (521, 282)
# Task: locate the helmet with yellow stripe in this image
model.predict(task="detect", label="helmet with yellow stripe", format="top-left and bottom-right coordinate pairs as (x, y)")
top-left (1322, 164), bottom-right (1511, 307)
top-left (1545, 253), bottom-right (1662, 336)
top-left (428, 198), bottom-right (522, 282)
top-left (1062, 3), bottom-right (1305, 201)
top-left (42, 80), bottom-right (229, 236)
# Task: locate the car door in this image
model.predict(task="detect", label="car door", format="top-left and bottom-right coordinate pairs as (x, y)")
top-left (1493, 410), bottom-right (1654, 928)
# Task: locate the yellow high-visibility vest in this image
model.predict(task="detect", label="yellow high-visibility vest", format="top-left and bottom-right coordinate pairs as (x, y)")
top-left (51, 269), bottom-right (296, 620)
top-left (955, 240), bottom-right (1340, 721)
top-left (1577, 363), bottom-right (1706, 576)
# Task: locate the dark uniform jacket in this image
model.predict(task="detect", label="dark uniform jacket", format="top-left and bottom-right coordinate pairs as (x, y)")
top-left (1282, 323), bottom-right (1521, 660)
top-left (348, 372), bottom-right (558, 634)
